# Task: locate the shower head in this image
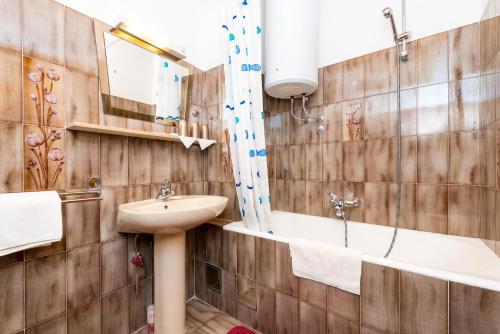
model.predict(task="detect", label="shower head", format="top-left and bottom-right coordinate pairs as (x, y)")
top-left (382, 7), bottom-right (399, 43)
top-left (382, 7), bottom-right (392, 18)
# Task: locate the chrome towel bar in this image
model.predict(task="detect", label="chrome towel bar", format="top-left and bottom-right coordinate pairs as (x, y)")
top-left (58, 191), bottom-right (103, 204)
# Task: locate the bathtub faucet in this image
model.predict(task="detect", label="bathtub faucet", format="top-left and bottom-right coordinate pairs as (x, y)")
top-left (328, 192), bottom-right (360, 217)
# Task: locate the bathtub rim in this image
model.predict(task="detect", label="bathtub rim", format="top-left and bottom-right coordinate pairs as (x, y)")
top-left (223, 211), bottom-right (500, 292)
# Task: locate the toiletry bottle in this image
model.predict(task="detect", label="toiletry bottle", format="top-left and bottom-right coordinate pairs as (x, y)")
top-left (201, 124), bottom-right (209, 139)
top-left (190, 109), bottom-right (200, 138)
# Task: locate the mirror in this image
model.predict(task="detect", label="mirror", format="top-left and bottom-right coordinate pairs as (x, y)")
top-left (97, 28), bottom-right (192, 126)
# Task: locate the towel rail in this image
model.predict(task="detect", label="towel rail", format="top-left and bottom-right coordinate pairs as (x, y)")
top-left (59, 191), bottom-right (103, 204)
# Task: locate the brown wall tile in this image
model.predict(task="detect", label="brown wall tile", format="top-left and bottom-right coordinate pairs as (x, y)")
top-left (67, 300), bottom-right (101, 334)
top-left (22, 0), bottom-right (65, 66)
top-left (26, 314), bottom-right (66, 334)
top-left (0, 50), bottom-right (22, 123)
top-left (449, 78), bottom-right (480, 132)
top-left (417, 134), bottom-right (449, 184)
top-left (364, 94), bottom-right (391, 139)
top-left (448, 185), bottom-right (482, 237)
top-left (450, 283), bottom-right (500, 334)
top-left (67, 244), bottom-right (100, 309)
top-left (324, 63), bottom-right (343, 104)
top-left (400, 271), bottom-right (448, 334)
top-left (256, 238), bottom-right (276, 289)
top-left (365, 49), bottom-right (390, 96)
top-left (65, 7), bottom-right (98, 75)
top-left (0, 0), bottom-right (22, 52)
top-left (0, 263), bottom-right (24, 334)
top-left (364, 139), bottom-right (391, 182)
top-left (343, 57), bottom-right (365, 100)
top-left (299, 278), bottom-right (327, 309)
top-left (65, 201), bottom-right (100, 249)
top-left (195, 260), bottom-right (206, 301)
top-left (364, 182), bottom-right (390, 226)
top-left (129, 278), bottom-right (153, 332)
top-left (343, 141), bottom-right (364, 182)
top-left (328, 313), bottom-right (360, 334)
top-left (289, 180), bottom-right (306, 214)
top-left (417, 184), bottom-right (448, 233)
top-left (101, 238), bottom-right (128, 295)
top-left (323, 102), bottom-right (343, 142)
top-left (100, 186), bottom-right (127, 241)
top-left (65, 130), bottom-right (99, 189)
top-left (417, 83), bottom-right (449, 135)
top-left (25, 253), bottom-right (66, 326)
top-left (100, 135), bottom-right (128, 187)
top-left (172, 142), bottom-right (189, 182)
top-left (276, 241), bottom-right (298, 297)
top-left (323, 142), bottom-right (343, 181)
top-left (188, 146), bottom-right (205, 182)
top-left (102, 289), bottom-right (129, 334)
top-left (306, 181), bottom-right (323, 216)
top-left (327, 286), bottom-right (360, 322)
top-left (128, 138), bottom-right (152, 185)
top-left (206, 224), bottom-right (221, 267)
top-left (299, 301), bottom-right (327, 334)
top-left (236, 302), bottom-right (257, 329)
top-left (221, 230), bottom-right (237, 273)
top-left (389, 42), bottom-right (417, 91)
top-left (276, 292), bottom-right (299, 334)
top-left (237, 234), bottom-right (256, 279)
top-left (389, 183), bottom-right (417, 230)
top-left (289, 145), bottom-right (306, 180)
top-left (65, 68), bottom-right (99, 124)
top-left (449, 131), bottom-right (480, 184)
top-left (0, 122), bottom-right (23, 193)
top-left (256, 284), bottom-right (276, 334)
top-left (306, 144), bottom-right (323, 180)
top-left (417, 32), bottom-right (448, 85)
top-left (449, 23), bottom-right (480, 81)
top-left (361, 263), bottom-right (399, 334)
top-left (221, 270), bottom-right (237, 317)
top-left (389, 89), bottom-right (418, 137)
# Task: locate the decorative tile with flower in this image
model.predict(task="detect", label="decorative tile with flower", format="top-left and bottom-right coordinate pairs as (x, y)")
top-left (343, 100), bottom-right (364, 141)
top-left (23, 59), bottom-right (65, 191)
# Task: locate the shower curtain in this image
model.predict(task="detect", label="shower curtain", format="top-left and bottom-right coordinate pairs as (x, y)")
top-left (223, 0), bottom-right (272, 232)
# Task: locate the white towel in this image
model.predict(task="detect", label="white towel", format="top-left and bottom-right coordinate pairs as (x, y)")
top-left (289, 238), bottom-right (363, 295)
top-left (178, 136), bottom-right (196, 149)
top-left (198, 139), bottom-right (215, 150)
top-left (0, 191), bottom-right (63, 256)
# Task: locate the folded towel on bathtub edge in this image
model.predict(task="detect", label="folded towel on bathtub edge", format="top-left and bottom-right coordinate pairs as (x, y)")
top-left (289, 238), bottom-right (362, 295)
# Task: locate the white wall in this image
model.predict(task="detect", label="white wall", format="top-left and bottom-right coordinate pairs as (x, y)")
top-left (56, 0), bottom-right (226, 71)
top-left (57, 0), bottom-right (485, 71)
top-left (318, 0), bottom-right (485, 67)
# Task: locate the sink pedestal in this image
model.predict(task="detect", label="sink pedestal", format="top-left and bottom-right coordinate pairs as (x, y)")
top-left (154, 232), bottom-right (186, 334)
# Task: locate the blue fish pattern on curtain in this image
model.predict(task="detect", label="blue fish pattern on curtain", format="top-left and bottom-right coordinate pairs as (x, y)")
top-left (223, 0), bottom-right (272, 232)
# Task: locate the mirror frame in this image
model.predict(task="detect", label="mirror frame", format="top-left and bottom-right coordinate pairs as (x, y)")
top-left (94, 20), bottom-right (194, 126)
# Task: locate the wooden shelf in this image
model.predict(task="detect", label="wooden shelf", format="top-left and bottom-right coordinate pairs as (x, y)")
top-left (67, 122), bottom-right (215, 147)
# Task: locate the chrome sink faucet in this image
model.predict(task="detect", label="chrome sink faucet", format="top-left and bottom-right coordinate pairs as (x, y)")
top-left (157, 180), bottom-right (175, 201)
top-left (328, 192), bottom-right (360, 218)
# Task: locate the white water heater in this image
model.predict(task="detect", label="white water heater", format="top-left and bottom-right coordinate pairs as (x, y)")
top-left (264, 0), bottom-right (319, 99)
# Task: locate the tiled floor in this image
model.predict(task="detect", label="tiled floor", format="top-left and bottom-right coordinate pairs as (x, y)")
top-left (186, 298), bottom-right (259, 334)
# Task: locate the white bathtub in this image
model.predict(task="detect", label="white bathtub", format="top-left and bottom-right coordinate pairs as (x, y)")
top-left (224, 211), bottom-right (500, 292)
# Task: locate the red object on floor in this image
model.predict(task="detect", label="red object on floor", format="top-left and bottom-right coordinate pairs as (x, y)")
top-left (227, 326), bottom-right (255, 334)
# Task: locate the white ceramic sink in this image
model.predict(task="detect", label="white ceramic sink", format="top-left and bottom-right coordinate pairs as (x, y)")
top-left (117, 195), bottom-right (228, 234)
top-left (116, 195), bottom-right (228, 334)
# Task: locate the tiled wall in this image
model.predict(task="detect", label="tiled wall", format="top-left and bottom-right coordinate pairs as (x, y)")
top-left (193, 224), bottom-right (500, 334)
top-left (0, 0), bottom-right (236, 333)
top-left (261, 21), bottom-right (500, 254)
